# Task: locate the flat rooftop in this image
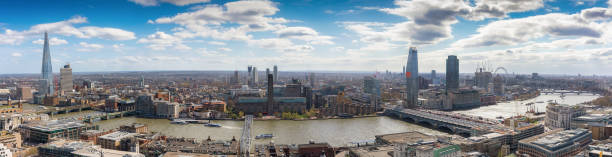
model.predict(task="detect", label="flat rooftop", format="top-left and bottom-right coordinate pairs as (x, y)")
top-left (21, 119), bottom-right (85, 133)
top-left (375, 131), bottom-right (437, 145)
top-left (98, 131), bottom-right (137, 141)
top-left (526, 129), bottom-right (590, 151)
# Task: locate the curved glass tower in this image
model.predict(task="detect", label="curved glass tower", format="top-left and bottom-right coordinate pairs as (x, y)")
top-left (41, 32), bottom-right (54, 96)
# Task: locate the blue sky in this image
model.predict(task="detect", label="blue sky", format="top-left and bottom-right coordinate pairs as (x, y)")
top-left (1, 0), bottom-right (612, 75)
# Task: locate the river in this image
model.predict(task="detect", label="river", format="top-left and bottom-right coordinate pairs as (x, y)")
top-left (33, 93), bottom-right (599, 147)
top-left (453, 93), bottom-right (600, 119)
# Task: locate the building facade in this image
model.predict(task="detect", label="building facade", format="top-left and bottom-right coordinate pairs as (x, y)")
top-left (446, 55), bottom-right (459, 93)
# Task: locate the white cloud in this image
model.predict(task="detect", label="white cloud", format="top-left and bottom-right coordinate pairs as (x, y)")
top-left (11, 52), bottom-right (22, 57)
top-left (138, 31), bottom-right (190, 50)
top-left (218, 47), bottom-right (232, 52)
top-left (453, 12), bottom-right (607, 48)
top-left (0, 16), bottom-right (135, 45)
top-left (208, 41), bottom-right (226, 45)
top-left (275, 27), bottom-right (334, 45)
top-left (112, 43), bottom-right (125, 52)
top-left (31, 37), bottom-right (68, 45)
top-left (129, 0), bottom-right (210, 6)
top-left (197, 48), bottom-right (226, 57)
top-left (78, 42), bottom-right (104, 52)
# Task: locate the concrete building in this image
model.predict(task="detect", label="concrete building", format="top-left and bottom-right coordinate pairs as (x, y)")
top-left (0, 114), bottom-right (22, 132)
top-left (60, 64), bottom-right (73, 95)
top-left (446, 55), bottom-right (459, 93)
top-left (155, 101), bottom-right (180, 119)
top-left (474, 68), bottom-right (492, 90)
top-left (448, 89), bottom-right (481, 110)
top-left (518, 128), bottom-right (592, 157)
top-left (493, 74), bottom-right (504, 96)
top-left (363, 76), bottom-right (381, 97)
top-left (16, 87), bottom-right (32, 101)
top-left (405, 47), bottom-right (419, 108)
top-left (39, 140), bottom-right (143, 157)
top-left (119, 123), bottom-right (148, 134)
top-left (97, 131), bottom-right (137, 150)
top-left (19, 120), bottom-right (94, 144)
top-left (545, 103), bottom-right (586, 130)
top-left (375, 131), bottom-right (461, 157)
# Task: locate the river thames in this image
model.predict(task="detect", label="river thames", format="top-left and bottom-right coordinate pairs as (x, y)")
top-left (45, 93), bottom-right (598, 147)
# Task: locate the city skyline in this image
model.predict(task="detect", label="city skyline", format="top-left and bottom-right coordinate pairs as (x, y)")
top-left (1, 0), bottom-right (612, 75)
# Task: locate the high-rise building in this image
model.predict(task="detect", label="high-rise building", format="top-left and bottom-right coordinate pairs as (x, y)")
top-left (252, 67), bottom-right (258, 84)
top-left (493, 74), bottom-right (504, 96)
top-left (309, 73), bottom-right (315, 88)
top-left (139, 75), bottom-right (145, 87)
top-left (430, 70), bottom-right (437, 85)
top-left (231, 70), bottom-right (239, 85)
top-left (247, 65), bottom-right (253, 85)
top-left (266, 74), bottom-right (274, 114)
top-left (40, 32), bottom-right (54, 96)
top-left (446, 55), bottom-right (459, 93)
top-left (60, 64), bottom-right (73, 95)
top-left (266, 68), bottom-right (270, 77)
top-left (475, 68), bottom-right (492, 89)
top-left (273, 65), bottom-right (278, 82)
top-left (363, 76), bottom-right (381, 97)
top-left (405, 47), bottom-right (418, 108)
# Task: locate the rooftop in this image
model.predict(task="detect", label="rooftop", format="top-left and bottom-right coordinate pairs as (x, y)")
top-left (21, 119), bottom-right (85, 133)
top-left (375, 131), bottom-right (437, 145)
top-left (523, 128), bottom-right (590, 151)
top-left (98, 131), bottom-right (137, 141)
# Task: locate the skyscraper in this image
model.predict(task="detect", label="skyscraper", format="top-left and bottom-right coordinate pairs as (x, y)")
top-left (247, 65), bottom-right (253, 85)
top-left (309, 73), bottom-right (315, 88)
top-left (266, 74), bottom-right (274, 114)
top-left (405, 47), bottom-right (418, 108)
top-left (40, 32), bottom-right (54, 96)
top-left (273, 65), bottom-right (278, 82)
top-left (266, 68), bottom-right (270, 77)
top-left (60, 64), bottom-right (73, 95)
top-left (431, 70), bottom-right (437, 85)
top-left (253, 67), bottom-right (258, 84)
top-left (446, 55), bottom-right (459, 92)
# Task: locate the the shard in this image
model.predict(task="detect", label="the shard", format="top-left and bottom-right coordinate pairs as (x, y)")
top-left (40, 32), bottom-right (54, 96)
top-left (405, 47), bottom-right (418, 108)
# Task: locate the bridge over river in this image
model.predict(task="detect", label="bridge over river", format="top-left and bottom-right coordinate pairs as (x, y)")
top-left (384, 107), bottom-right (510, 137)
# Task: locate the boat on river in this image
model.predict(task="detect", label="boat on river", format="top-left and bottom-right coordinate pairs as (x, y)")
top-left (255, 134), bottom-right (274, 139)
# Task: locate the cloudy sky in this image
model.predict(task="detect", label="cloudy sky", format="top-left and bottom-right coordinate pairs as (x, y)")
top-left (1, 0), bottom-right (612, 75)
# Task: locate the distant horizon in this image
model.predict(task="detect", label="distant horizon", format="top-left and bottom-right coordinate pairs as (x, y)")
top-left (2, 0), bottom-right (612, 75)
top-left (0, 69), bottom-right (606, 77)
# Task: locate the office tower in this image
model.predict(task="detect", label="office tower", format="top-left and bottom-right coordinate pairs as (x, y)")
top-left (363, 76), bottom-right (381, 97)
top-left (493, 74), bottom-right (504, 96)
top-left (247, 66), bottom-right (253, 85)
top-left (231, 70), bottom-right (239, 85)
top-left (475, 68), bottom-right (492, 89)
top-left (139, 75), bottom-right (145, 87)
top-left (273, 65), bottom-right (278, 82)
top-left (17, 87), bottom-right (33, 100)
top-left (266, 74), bottom-right (274, 114)
top-left (405, 47), bottom-right (418, 108)
top-left (431, 70), bottom-right (437, 85)
top-left (402, 66), bottom-right (406, 76)
top-left (60, 64), bottom-right (73, 94)
top-left (266, 68), bottom-right (270, 77)
top-left (40, 32), bottom-right (54, 96)
top-left (309, 73), bottom-right (315, 88)
top-left (253, 67), bottom-right (258, 84)
top-left (446, 55), bottom-right (459, 92)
